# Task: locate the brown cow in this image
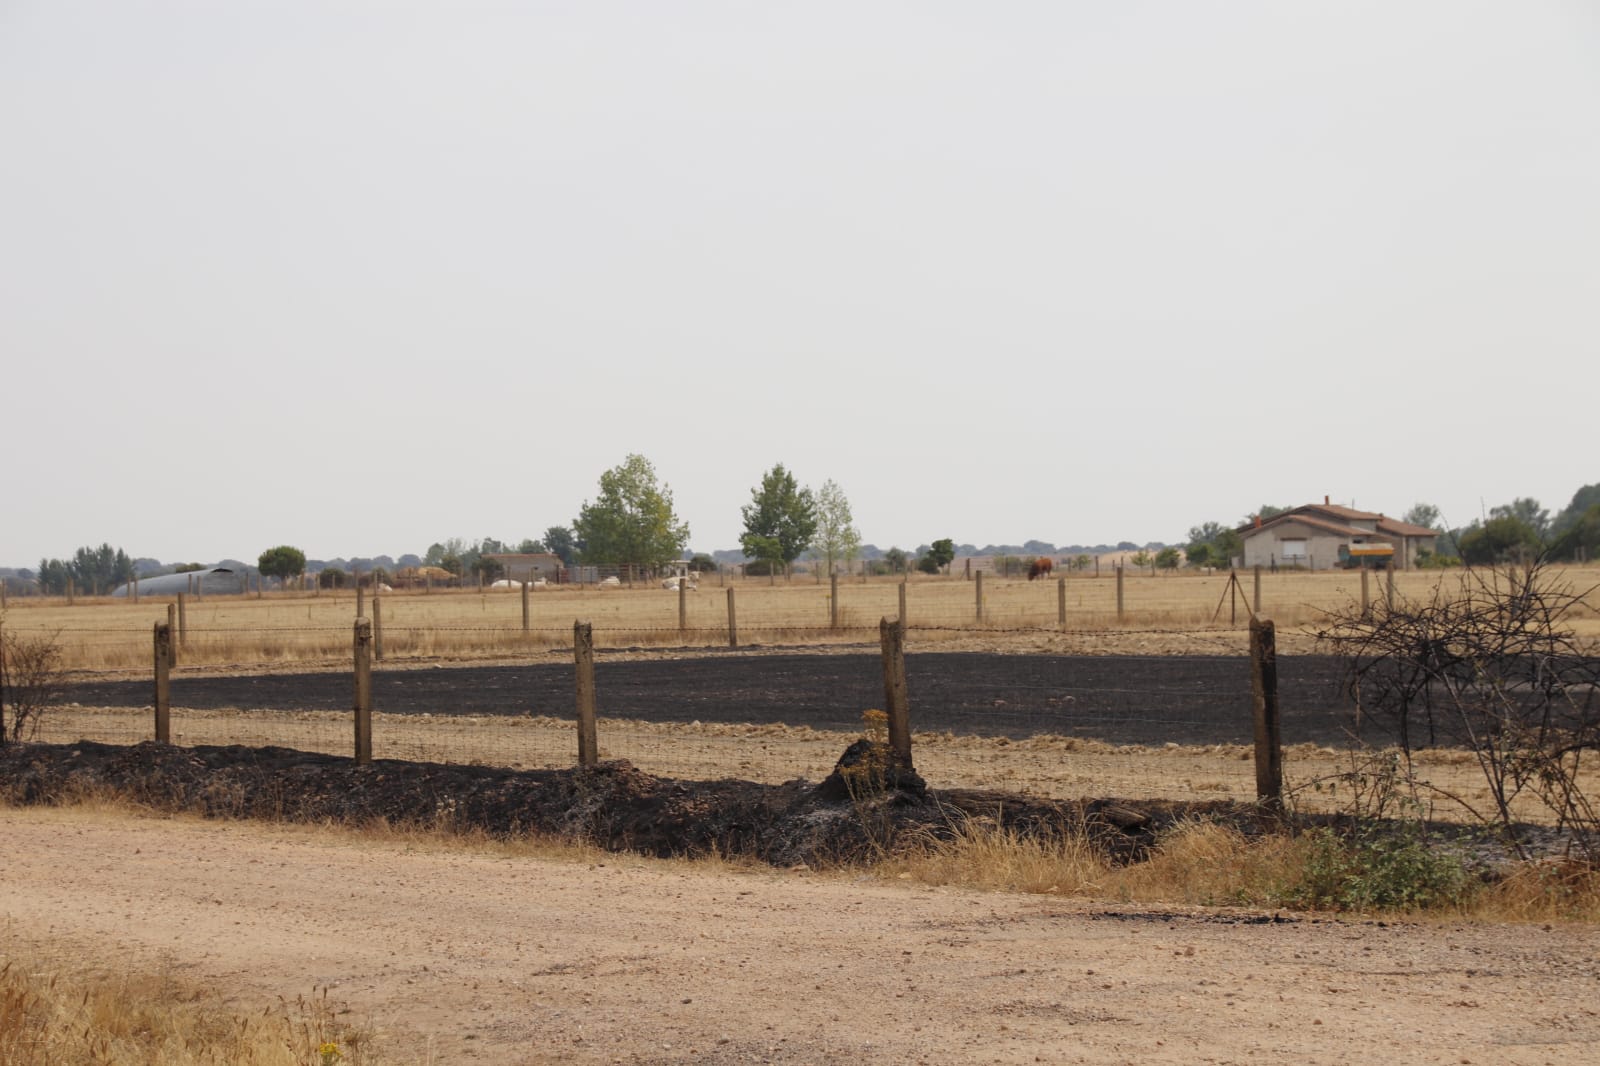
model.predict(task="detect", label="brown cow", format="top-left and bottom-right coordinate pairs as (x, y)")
top-left (1027, 557), bottom-right (1055, 581)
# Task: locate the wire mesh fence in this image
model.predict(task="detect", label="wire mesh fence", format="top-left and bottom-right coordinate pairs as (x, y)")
top-left (12, 576), bottom-right (1597, 823)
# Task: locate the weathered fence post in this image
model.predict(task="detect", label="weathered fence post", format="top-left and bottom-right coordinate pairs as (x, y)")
top-left (1385, 563), bottom-right (1395, 610)
top-left (1116, 565), bottom-right (1125, 622)
top-left (1057, 575), bottom-right (1067, 631)
top-left (1230, 568), bottom-right (1238, 626)
top-left (726, 587), bottom-right (738, 649)
top-left (830, 572), bottom-right (839, 629)
top-left (372, 592), bottom-right (384, 661)
top-left (1253, 565), bottom-right (1262, 615)
top-left (167, 602), bottom-right (180, 666)
top-left (975, 570), bottom-right (984, 623)
top-left (357, 581), bottom-right (366, 619)
top-left (67, 578), bottom-right (75, 606)
top-left (679, 575), bottom-right (688, 633)
top-left (153, 622), bottom-right (172, 743)
top-left (1249, 617), bottom-right (1283, 814)
top-left (880, 617), bottom-right (911, 764)
top-left (575, 621), bottom-right (598, 766)
top-left (176, 594), bottom-right (188, 653)
top-left (353, 617), bottom-right (373, 766)
top-left (899, 578), bottom-right (908, 629)
top-left (132, 576), bottom-right (139, 603)
top-left (522, 579), bottom-right (531, 633)
top-left (1360, 566), bottom-right (1370, 618)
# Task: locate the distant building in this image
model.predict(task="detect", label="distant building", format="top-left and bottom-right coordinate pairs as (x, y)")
top-left (480, 553), bottom-right (565, 583)
top-left (1239, 499), bottom-right (1437, 571)
top-left (113, 568), bottom-right (244, 598)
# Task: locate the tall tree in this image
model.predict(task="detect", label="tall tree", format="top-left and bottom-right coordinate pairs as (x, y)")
top-left (810, 479), bottom-right (861, 576)
top-left (1552, 483), bottom-right (1600, 535)
top-left (257, 545), bottom-right (307, 588)
top-left (740, 464), bottom-right (818, 578)
top-left (1489, 498), bottom-right (1551, 539)
top-left (923, 538), bottom-right (956, 575)
top-left (1403, 502), bottom-right (1442, 530)
top-left (572, 454), bottom-right (690, 572)
top-left (542, 526), bottom-right (577, 565)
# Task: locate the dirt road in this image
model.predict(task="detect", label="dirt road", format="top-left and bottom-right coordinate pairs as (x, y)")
top-left (4, 807), bottom-right (1596, 1065)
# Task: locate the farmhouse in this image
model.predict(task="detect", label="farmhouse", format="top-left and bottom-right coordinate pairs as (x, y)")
top-left (1239, 498), bottom-right (1437, 571)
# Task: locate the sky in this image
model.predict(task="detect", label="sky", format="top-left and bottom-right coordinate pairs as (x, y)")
top-left (3, 1), bottom-right (1597, 567)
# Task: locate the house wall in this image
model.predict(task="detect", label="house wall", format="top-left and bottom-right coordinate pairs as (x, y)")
top-left (1240, 522), bottom-right (1350, 571)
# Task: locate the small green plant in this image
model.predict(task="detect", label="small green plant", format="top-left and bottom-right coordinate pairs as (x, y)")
top-left (1286, 824), bottom-right (1477, 912)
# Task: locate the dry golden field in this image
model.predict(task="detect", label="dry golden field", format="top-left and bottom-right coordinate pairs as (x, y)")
top-left (5, 564), bottom-right (1597, 672)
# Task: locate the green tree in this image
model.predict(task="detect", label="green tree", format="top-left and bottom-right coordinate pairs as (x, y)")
top-left (542, 526), bottom-right (577, 565)
top-left (258, 545), bottom-right (307, 588)
top-left (883, 547), bottom-right (909, 574)
top-left (922, 538), bottom-right (956, 575)
top-left (1458, 516), bottom-right (1541, 565)
top-left (1185, 522), bottom-right (1242, 569)
top-left (1550, 504), bottom-right (1600, 561)
top-left (744, 535), bottom-right (785, 585)
top-left (1489, 497), bottom-right (1550, 540)
top-left (810, 479), bottom-right (861, 576)
top-left (1155, 546), bottom-right (1182, 571)
top-left (1552, 484), bottom-right (1600, 536)
top-left (688, 552), bottom-right (718, 574)
top-left (516, 538), bottom-right (546, 554)
top-left (1403, 502), bottom-right (1442, 530)
top-left (572, 454), bottom-right (690, 573)
top-left (1130, 549), bottom-right (1154, 570)
top-left (740, 464), bottom-right (818, 578)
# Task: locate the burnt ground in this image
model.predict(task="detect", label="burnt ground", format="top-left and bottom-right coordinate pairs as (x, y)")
top-left (62, 651), bottom-right (1363, 747)
top-left (19, 653), bottom-right (1568, 869)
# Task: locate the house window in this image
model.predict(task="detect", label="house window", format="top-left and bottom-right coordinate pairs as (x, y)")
top-left (1280, 538), bottom-right (1308, 560)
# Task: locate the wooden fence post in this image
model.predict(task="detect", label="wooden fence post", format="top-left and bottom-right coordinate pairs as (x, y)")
top-left (372, 593), bottom-right (384, 661)
top-left (353, 618), bottom-right (373, 766)
top-left (1116, 565), bottom-right (1125, 622)
top-left (67, 578), bottom-right (75, 606)
top-left (575, 621), bottom-right (598, 766)
top-left (176, 594), bottom-right (188, 654)
top-left (1057, 575), bottom-right (1067, 631)
top-left (1385, 564), bottom-right (1395, 610)
top-left (1249, 617), bottom-right (1283, 814)
top-left (679, 575), bottom-right (688, 633)
top-left (167, 602), bottom-right (179, 666)
top-left (1253, 565), bottom-right (1262, 615)
top-left (153, 622), bottom-right (172, 743)
top-left (880, 617), bottom-right (911, 764)
top-left (132, 576), bottom-right (139, 603)
top-left (975, 570), bottom-right (984, 623)
top-left (1360, 566), bottom-right (1370, 618)
top-left (899, 579), bottom-right (908, 629)
top-left (357, 581), bottom-right (366, 619)
top-left (522, 579), bottom-right (531, 632)
top-left (830, 572), bottom-right (839, 629)
top-left (726, 587), bottom-right (738, 649)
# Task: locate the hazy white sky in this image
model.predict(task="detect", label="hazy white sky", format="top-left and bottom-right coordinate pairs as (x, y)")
top-left (3, 1), bottom-right (1597, 566)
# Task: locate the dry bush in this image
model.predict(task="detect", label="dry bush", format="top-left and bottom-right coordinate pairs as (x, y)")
top-left (1318, 560), bottom-right (1600, 861)
top-left (0, 624), bottom-right (66, 743)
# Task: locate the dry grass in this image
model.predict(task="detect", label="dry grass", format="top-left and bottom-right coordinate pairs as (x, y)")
top-left (7, 564), bottom-right (1596, 672)
top-left (0, 940), bottom-right (383, 1066)
top-left (881, 816), bottom-right (1600, 920)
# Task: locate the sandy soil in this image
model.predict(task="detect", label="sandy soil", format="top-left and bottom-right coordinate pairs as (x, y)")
top-left (4, 806), bottom-right (1597, 1065)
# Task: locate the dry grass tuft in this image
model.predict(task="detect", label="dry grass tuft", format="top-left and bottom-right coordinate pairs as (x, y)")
top-left (0, 943), bottom-right (384, 1066)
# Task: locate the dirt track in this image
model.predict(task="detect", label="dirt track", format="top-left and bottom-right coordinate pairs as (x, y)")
top-left (5, 806), bottom-right (1598, 1065)
top-left (62, 652), bottom-right (1360, 747)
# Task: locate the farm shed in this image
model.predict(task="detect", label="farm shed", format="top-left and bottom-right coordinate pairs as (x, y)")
top-left (1238, 500), bottom-right (1437, 571)
top-left (113, 568), bottom-right (243, 598)
top-left (481, 553), bottom-right (564, 583)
